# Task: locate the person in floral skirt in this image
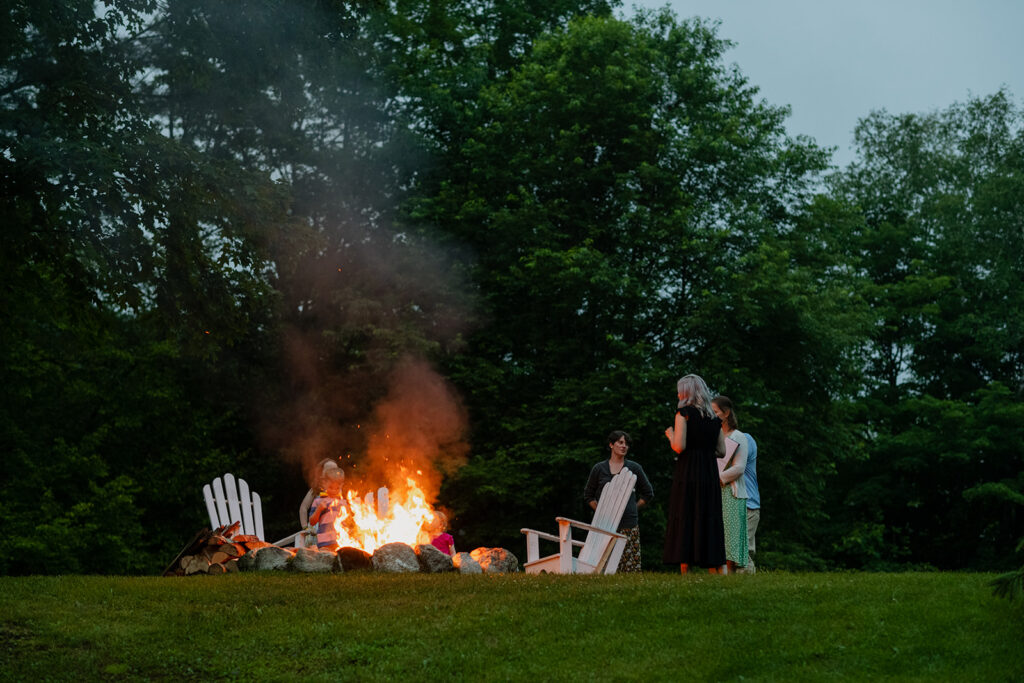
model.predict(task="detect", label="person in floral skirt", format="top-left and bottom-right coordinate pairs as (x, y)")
top-left (584, 430), bottom-right (654, 573)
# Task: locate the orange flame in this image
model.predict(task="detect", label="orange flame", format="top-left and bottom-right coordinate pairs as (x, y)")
top-left (333, 471), bottom-right (440, 554)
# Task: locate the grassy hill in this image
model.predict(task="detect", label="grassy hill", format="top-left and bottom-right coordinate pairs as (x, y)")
top-left (1, 571), bottom-right (1020, 681)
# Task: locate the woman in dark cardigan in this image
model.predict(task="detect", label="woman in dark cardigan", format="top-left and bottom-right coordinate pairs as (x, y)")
top-left (663, 374), bottom-right (727, 573)
top-left (584, 430), bottom-right (655, 572)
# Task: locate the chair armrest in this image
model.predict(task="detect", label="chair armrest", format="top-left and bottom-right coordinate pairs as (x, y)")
top-left (272, 531), bottom-right (303, 547)
top-left (521, 528), bottom-right (585, 548)
top-left (555, 517), bottom-right (627, 539)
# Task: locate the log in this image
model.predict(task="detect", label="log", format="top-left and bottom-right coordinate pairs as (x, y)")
top-left (206, 534), bottom-right (231, 547)
top-left (243, 540), bottom-right (273, 552)
top-left (165, 522), bottom-right (272, 577)
top-left (219, 543), bottom-right (243, 558)
top-left (162, 529), bottom-right (213, 577)
top-left (183, 555), bottom-right (208, 575)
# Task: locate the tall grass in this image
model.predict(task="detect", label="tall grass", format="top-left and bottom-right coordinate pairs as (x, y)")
top-left (1, 572), bottom-right (1020, 681)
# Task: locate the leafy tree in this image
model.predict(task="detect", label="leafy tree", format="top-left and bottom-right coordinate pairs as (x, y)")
top-left (133, 0), bottom-right (628, 522)
top-left (1, 0), bottom-right (284, 572)
top-left (1, 0), bottom-right (629, 574)
top-left (829, 91), bottom-right (1024, 570)
top-left (13, 0), bottom-right (1019, 577)
top-left (412, 10), bottom-right (865, 566)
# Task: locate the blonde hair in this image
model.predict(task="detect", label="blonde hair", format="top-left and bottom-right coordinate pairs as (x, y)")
top-left (677, 374), bottom-right (715, 418)
top-left (307, 458), bottom-right (343, 488)
top-left (428, 510), bottom-right (448, 535)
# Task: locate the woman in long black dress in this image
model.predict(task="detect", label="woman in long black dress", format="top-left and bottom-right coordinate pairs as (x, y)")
top-left (663, 374), bottom-right (727, 573)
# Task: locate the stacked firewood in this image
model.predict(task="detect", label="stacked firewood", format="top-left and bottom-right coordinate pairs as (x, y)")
top-left (162, 521), bottom-right (274, 576)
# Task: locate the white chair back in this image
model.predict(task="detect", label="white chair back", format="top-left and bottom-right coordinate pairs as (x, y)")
top-left (577, 470), bottom-right (636, 569)
top-left (203, 473), bottom-right (265, 539)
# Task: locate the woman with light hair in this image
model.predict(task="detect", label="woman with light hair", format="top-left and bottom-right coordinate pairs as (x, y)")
top-left (663, 374), bottom-right (728, 573)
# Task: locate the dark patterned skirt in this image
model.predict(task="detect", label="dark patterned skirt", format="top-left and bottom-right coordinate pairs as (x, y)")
top-left (618, 527), bottom-right (642, 573)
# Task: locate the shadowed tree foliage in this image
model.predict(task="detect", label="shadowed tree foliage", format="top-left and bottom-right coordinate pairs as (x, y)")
top-left (828, 91), bottom-right (1024, 570)
top-left (135, 0), bottom-right (620, 536)
top-left (2, 0), bottom-right (1020, 576)
top-left (1, 0), bottom-right (623, 573)
top-left (0, 0), bottom-right (270, 572)
top-left (410, 10), bottom-right (866, 566)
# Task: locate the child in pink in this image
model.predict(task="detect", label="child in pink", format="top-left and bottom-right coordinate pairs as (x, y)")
top-left (428, 511), bottom-right (454, 556)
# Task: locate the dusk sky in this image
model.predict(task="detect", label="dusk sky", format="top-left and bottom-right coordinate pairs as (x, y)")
top-left (627, 1), bottom-right (1024, 167)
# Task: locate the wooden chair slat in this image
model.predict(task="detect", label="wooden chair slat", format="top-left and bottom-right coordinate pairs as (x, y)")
top-left (224, 473), bottom-right (243, 530)
top-left (252, 491), bottom-right (264, 540)
top-left (202, 484), bottom-right (219, 533)
top-left (212, 477), bottom-right (230, 527)
top-left (238, 477), bottom-right (255, 536)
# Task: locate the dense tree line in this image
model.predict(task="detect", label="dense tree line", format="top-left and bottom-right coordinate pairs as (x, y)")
top-left (2, 0), bottom-right (1021, 574)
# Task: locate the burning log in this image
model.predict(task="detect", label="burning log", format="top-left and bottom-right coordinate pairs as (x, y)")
top-left (336, 546), bottom-right (373, 572)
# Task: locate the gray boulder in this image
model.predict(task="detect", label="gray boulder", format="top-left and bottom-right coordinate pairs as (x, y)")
top-left (470, 547), bottom-right (520, 574)
top-left (288, 547), bottom-right (338, 573)
top-left (452, 552), bottom-right (482, 574)
top-left (240, 545), bottom-right (292, 571)
top-left (371, 542), bottom-right (419, 573)
top-left (415, 544), bottom-right (455, 573)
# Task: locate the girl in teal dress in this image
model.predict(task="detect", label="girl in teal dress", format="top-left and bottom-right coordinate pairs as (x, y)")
top-left (712, 395), bottom-right (749, 574)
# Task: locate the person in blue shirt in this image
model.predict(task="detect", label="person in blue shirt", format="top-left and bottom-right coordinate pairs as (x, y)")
top-left (738, 432), bottom-right (760, 573)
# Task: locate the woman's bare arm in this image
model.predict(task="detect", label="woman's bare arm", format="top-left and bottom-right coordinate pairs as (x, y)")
top-left (666, 410), bottom-right (687, 453)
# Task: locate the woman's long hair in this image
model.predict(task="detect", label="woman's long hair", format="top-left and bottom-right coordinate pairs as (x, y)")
top-left (712, 395), bottom-right (738, 430)
top-left (677, 374), bottom-right (715, 418)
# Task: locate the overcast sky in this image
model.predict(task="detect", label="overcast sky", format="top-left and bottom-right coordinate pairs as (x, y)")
top-left (626, 1), bottom-right (1024, 167)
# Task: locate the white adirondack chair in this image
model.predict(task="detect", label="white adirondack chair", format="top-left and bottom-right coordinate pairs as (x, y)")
top-left (520, 469), bottom-right (637, 575)
top-left (203, 473), bottom-right (265, 540)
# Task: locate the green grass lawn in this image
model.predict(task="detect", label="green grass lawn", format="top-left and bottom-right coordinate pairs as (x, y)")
top-left (1, 571), bottom-right (1020, 681)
